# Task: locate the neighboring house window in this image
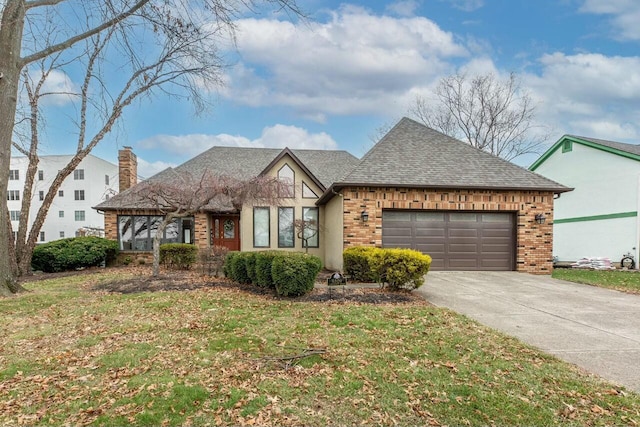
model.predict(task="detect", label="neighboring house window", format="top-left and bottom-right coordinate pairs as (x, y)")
top-left (39, 191), bottom-right (44, 201)
top-left (278, 207), bottom-right (294, 248)
top-left (39, 231), bottom-right (45, 242)
top-left (9, 169), bottom-right (19, 180)
top-left (302, 182), bottom-right (318, 199)
top-left (105, 174), bottom-right (109, 185)
top-left (59, 190), bottom-right (64, 197)
top-left (7, 190), bottom-right (20, 201)
top-left (253, 207), bottom-right (270, 248)
top-left (562, 140), bottom-right (572, 153)
top-left (59, 210), bottom-right (64, 218)
top-left (60, 231), bottom-right (65, 238)
top-left (74, 169), bottom-right (85, 180)
top-left (38, 170), bottom-right (44, 180)
top-left (74, 190), bottom-right (85, 201)
top-left (118, 215), bottom-right (194, 251)
top-left (278, 164), bottom-right (295, 198)
top-left (302, 207), bottom-right (319, 248)
top-left (10, 211), bottom-right (20, 221)
top-left (75, 210), bottom-right (85, 221)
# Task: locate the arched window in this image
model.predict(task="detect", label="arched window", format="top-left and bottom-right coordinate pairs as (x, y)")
top-left (278, 164), bottom-right (295, 197)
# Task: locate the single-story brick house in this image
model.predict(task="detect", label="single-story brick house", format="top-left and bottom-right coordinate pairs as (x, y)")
top-left (95, 118), bottom-right (571, 273)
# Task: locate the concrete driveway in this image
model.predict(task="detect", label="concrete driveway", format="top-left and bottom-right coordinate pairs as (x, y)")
top-left (416, 271), bottom-right (640, 393)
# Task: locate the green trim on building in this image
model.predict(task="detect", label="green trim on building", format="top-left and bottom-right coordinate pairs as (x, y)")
top-left (554, 211), bottom-right (638, 224)
top-left (530, 135), bottom-right (640, 171)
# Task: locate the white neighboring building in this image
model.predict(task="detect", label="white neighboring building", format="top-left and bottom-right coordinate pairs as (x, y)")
top-left (530, 135), bottom-right (640, 264)
top-left (8, 154), bottom-right (119, 243)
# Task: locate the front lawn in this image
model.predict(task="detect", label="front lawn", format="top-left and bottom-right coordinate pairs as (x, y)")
top-left (1, 268), bottom-right (639, 426)
top-left (553, 268), bottom-right (640, 294)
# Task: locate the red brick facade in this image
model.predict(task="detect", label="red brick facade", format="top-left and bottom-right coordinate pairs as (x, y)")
top-left (341, 187), bottom-right (554, 274)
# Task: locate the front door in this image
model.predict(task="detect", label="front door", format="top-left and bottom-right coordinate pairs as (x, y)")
top-left (211, 215), bottom-right (240, 251)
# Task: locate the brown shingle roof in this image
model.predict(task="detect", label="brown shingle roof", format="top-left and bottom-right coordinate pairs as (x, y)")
top-left (317, 118), bottom-right (571, 203)
top-left (95, 146), bottom-right (359, 211)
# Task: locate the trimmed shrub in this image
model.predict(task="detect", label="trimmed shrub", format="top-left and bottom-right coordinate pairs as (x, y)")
top-left (230, 252), bottom-right (253, 284)
top-left (31, 236), bottom-right (119, 273)
top-left (373, 248), bottom-right (431, 291)
top-left (223, 251), bottom-right (240, 279)
top-left (255, 251), bottom-right (282, 289)
top-left (343, 246), bottom-right (382, 282)
top-left (244, 252), bottom-right (258, 284)
top-left (272, 252), bottom-right (322, 297)
top-left (159, 243), bottom-right (198, 270)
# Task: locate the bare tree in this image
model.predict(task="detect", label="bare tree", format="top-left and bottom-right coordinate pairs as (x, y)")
top-left (132, 171), bottom-right (281, 277)
top-left (410, 72), bottom-right (547, 161)
top-left (0, 0), bottom-right (301, 295)
top-left (293, 217), bottom-right (320, 254)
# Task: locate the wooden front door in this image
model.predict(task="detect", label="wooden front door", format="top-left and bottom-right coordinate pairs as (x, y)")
top-left (211, 215), bottom-right (240, 251)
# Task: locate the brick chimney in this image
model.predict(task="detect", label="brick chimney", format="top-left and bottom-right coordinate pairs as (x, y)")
top-left (118, 146), bottom-right (138, 191)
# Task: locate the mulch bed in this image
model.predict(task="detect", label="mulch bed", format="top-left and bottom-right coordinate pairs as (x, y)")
top-left (87, 268), bottom-right (426, 305)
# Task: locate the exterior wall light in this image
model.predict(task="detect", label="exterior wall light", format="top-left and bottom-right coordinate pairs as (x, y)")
top-left (361, 210), bottom-right (369, 222)
top-left (535, 213), bottom-right (546, 224)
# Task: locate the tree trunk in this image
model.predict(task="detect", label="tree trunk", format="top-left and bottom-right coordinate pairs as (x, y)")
top-left (151, 217), bottom-right (171, 277)
top-left (0, 1), bottom-right (27, 295)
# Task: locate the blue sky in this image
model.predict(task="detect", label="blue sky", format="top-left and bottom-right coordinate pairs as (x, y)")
top-left (29, 0), bottom-right (640, 177)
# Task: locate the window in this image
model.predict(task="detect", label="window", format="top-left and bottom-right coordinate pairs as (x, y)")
top-left (302, 182), bottom-right (318, 198)
top-left (39, 231), bottom-right (45, 242)
top-left (562, 139), bottom-right (573, 153)
top-left (59, 210), bottom-right (64, 218)
top-left (59, 190), bottom-right (64, 197)
top-left (59, 231), bottom-right (65, 238)
top-left (118, 215), bottom-right (194, 251)
top-left (7, 190), bottom-right (20, 201)
top-left (9, 169), bottom-right (19, 180)
top-left (253, 207), bottom-right (270, 247)
top-left (302, 207), bottom-right (319, 248)
top-left (74, 169), bottom-right (85, 180)
top-left (10, 211), bottom-right (20, 221)
top-left (278, 207), bottom-right (294, 248)
top-left (74, 190), bottom-right (85, 201)
top-left (38, 170), bottom-right (44, 180)
top-left (75, 210), bottom-right (86, 221)
top-left (105, 174), bottom-right (109, 185)
top-left (277, 164), bottom-right (295, 198)
top-left (39, 191), bottom-right (44, 201)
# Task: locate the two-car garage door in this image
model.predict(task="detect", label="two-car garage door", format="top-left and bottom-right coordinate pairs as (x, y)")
top-left (382, 210), bottom-right (516, 271)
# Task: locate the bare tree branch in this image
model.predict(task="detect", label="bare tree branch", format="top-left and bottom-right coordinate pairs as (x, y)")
top-left (410, 72), bottom-right (549, 161)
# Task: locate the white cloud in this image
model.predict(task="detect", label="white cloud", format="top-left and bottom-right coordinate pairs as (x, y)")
top-left (137, 124), bottom-right (338, 160)
top-left (37, 70), bottom-right (78, 106)
top-left (137, 158), bottom-right (177, 179)
top-left (580, 0), bottom-right (640, 40)
top-left (385, 0), bottom-right (420, 17)
top-left (222, 5), bottom-right (467, 120)
top-left (442, 0), bottom-right (484, 12)
top-left (524, 52), bottom-right (640, 142)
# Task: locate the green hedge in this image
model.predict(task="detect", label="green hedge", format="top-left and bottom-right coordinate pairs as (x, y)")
top-left (224, 252), bottom-right (240, 279)
top-left (159, 243), bottom-right (198, 269)
top-left (343, 246), bottom-right (382, 282)
top-left (31, 237), bottom-right (119, 273)
top-left (343, 246), bottom-right (431, 290)
top-left (272, 253), bottom-right (322, 297)
top-left (254, 251), bottom-right (282, 288)
top-left (223, 250), bottom-right (321, 297)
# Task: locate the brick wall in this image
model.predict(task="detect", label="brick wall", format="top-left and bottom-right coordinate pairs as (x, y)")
top-left (342, 187), bottom-right (555, 274)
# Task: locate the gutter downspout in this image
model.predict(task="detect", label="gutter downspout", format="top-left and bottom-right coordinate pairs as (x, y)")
top-left (636, 174), bottom-right (640, 269)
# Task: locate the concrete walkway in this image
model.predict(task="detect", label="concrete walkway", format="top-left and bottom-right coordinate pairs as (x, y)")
top-left (416, 271), bottom-right (640, 393)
